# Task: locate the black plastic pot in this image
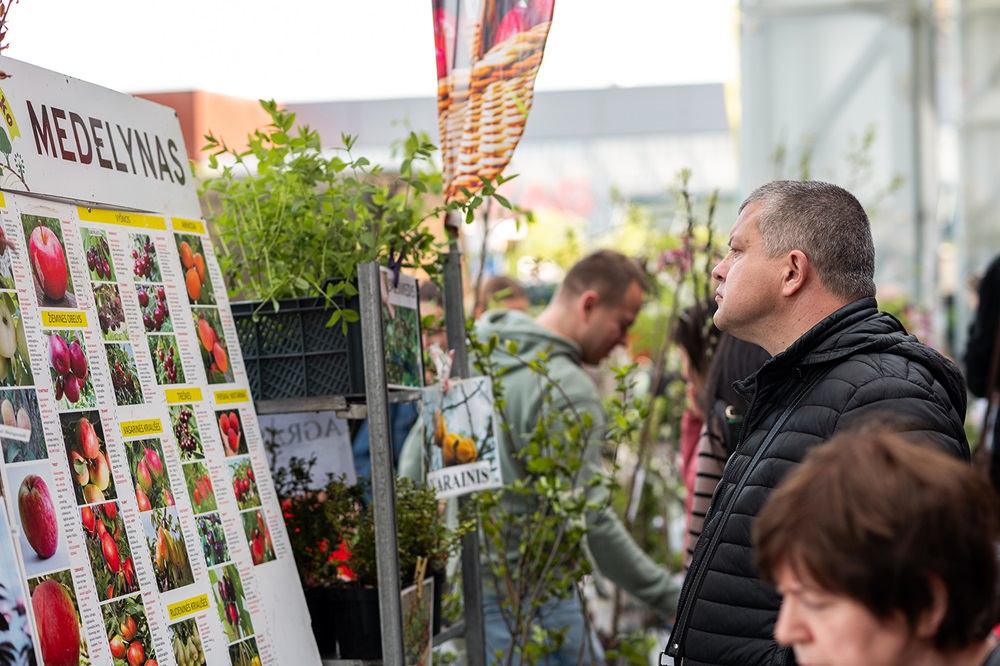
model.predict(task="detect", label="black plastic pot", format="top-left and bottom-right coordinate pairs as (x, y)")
top-left (303, 587), bottom-right (340, 658)
top-left (331, 586), bottom-right (382, 660)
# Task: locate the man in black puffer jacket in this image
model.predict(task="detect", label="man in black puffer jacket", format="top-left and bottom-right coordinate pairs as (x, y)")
top-left (662, 181), bottom-right (969, 666)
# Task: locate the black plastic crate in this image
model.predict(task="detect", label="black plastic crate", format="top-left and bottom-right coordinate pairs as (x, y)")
top-left (231, 288), bottom-right (365, 402)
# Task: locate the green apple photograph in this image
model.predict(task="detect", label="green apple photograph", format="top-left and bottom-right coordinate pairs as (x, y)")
top-left (9, 461), bottom-right (70, 577)
top-left (0, 291), bottom-right (35, 387)
top-left (0, 388), bottom-right (46, 464)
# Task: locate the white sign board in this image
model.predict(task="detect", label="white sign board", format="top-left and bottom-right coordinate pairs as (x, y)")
top-left (0, 56), bottom-right (320, 666)
top-left (0, 57), bottom-right (202, 218)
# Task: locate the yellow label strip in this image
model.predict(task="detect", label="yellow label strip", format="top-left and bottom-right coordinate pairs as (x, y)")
top-left (214, 389), bottom-right (249, 405)
top-left (76, 207), bottom-right (166, 231)
top-left (172, 218), bottom-right (206, 235)
top-left (168, 594), bottom-right (210, 620)
top-left (41, 310), bottom-right (88, 328)
top-left (120, 419), bottom-right (163, 438)
top-left (165, 387), bottom-right (204, 404)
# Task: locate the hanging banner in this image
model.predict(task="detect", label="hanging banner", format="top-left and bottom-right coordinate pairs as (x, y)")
top-left (0, 56), bottom-right (320, 666)
top-left (434, 0), bottom-right (555, 201)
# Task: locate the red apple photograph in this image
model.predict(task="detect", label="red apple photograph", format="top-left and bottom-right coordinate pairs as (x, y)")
top-left (169, 617), bottom-right (206, 666)
top-left (93, 282), bottom-right (129, 341)
top-left (48, 330), bottom-right (97, 409)
top-left (81, 227), bottom-right (117, 282)
top-left (141, 507), bottom-right (195, 593)
top-left (241, 509), bottom-right (275, 566)
top-left (228, 457), bottom-right (261, 511)
top-left (125, 437), bottom-right (175, 512)
top-left (0, 387), bottom-right (46, 463)
top-left (130, 233), bottom-right (161, 282)
top-left (60, 410), bottom-right (117, 505)
top-left (82, 501), bottom-right (140, 602)
top-left (10, 462), bottom-right (69, 576)
top-left (216, 409), bottom-right (247, 458)
top-left (20, 213), bottom-right (76, 308)
top-left (0, 506), bottom-right (35, 663)
top-left (192, 306), bottom-right (233, 384)
top-left (0, 291), bottom-right (34, 387)
top-left (175, 234), bottom-right (216, 306)
top-left (27, 570), bottom-right (89, 666)
top-left (101, 593), bottom-right (156, 666)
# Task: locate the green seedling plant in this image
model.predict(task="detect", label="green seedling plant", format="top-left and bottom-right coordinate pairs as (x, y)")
top-left (468, 331), bottom-right (646, 665)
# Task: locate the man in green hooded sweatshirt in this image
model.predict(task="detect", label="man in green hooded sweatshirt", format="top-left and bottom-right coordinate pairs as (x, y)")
top-left (473, 249), bottom-right (679, 662)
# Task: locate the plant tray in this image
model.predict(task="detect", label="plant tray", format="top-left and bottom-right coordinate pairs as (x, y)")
top-left (231, 290), bottom-right (365, 402)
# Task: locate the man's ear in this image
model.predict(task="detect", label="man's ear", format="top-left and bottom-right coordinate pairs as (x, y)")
top-left (579, 290), bottom-right (601, 321)
top-left (915, 576), bottom-right (948, 640)
top-left (781, 250), bottom-right (809, 297)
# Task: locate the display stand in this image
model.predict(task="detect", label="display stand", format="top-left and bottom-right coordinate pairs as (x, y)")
top-left (296, 256), bottom-right (485, 666)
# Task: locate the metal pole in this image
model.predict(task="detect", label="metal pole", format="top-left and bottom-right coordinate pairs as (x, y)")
top-left (358, 261), bottom-right (404, 663)
top-left (442, 227), bottom-right (486, 666)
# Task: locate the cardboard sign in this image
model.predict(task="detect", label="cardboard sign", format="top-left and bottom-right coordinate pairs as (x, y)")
top-left (420, 376), bottom-right (501, 498)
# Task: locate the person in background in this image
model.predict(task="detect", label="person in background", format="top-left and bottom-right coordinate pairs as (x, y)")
top-left (754, 427), bottom-right (1000, 666)
top-left (664, 180), bottom-right (969, 666)
top-left (684, 331), bottom-right (769, 568)
top-left (965, 253), bottom-right (1000, 494)
top-left (670, 298), bottom-right (718, 561)
top-left (474, 274), bottom-right (530, 318)
top-left (472, 250), bottom-right (678, 663)
top-left (351, 281), bottom-right (446, 484)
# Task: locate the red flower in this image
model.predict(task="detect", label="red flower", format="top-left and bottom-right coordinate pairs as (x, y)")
top-left (332, 541), bottom-right (356, 582)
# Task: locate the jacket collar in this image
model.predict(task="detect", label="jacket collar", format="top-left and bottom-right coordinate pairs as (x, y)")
top-left (735, 297), bottom-right (901, 395)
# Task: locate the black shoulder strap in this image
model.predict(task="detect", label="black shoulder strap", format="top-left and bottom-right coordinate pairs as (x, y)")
top-left (983, 643), bottom-right (1000, 666)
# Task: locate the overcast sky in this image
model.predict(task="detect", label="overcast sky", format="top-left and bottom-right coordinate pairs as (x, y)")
top-left (5, 0), bottom-right (737, 102)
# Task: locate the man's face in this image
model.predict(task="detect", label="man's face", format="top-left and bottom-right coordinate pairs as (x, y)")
top-left (711, 202), bottom-right (785, 346)
top-left (578, 280), bottom-right (644, 365)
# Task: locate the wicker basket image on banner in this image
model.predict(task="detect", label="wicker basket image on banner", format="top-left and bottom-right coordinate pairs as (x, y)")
top-left (434, 0), bottom-right (554, 202)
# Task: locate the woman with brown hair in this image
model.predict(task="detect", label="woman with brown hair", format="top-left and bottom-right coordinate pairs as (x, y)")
top-left (754, 428), bottom-right (1000, 666)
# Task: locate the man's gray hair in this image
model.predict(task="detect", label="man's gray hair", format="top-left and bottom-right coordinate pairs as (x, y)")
top-left (740, 181), bottom-right (876, 300)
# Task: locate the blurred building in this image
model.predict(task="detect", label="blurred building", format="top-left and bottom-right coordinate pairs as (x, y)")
top-left (141, 1), bottom-right (1000, 357)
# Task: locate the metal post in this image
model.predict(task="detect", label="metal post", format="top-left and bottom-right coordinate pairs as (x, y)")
top-left (358, 261), bottom-right (404, 663)
top-left (443, 236), bottom-right (486, 666)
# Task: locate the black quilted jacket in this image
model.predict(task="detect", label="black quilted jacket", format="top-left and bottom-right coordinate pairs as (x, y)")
top-left (663, 298), bottom-right (969, 666)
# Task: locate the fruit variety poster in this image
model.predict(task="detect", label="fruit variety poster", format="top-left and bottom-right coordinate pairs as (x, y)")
top-left (0, 57), bottom-right (320, 666)
top-left (419, 376), bottom-right (501, 499)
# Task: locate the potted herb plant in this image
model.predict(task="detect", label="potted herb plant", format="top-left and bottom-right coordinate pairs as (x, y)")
top-left (199, 100), bottom-right (450, 401)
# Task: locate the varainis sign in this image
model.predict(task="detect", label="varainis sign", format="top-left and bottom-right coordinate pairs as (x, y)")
top-left (0, 56), bottom-right (202, 219)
